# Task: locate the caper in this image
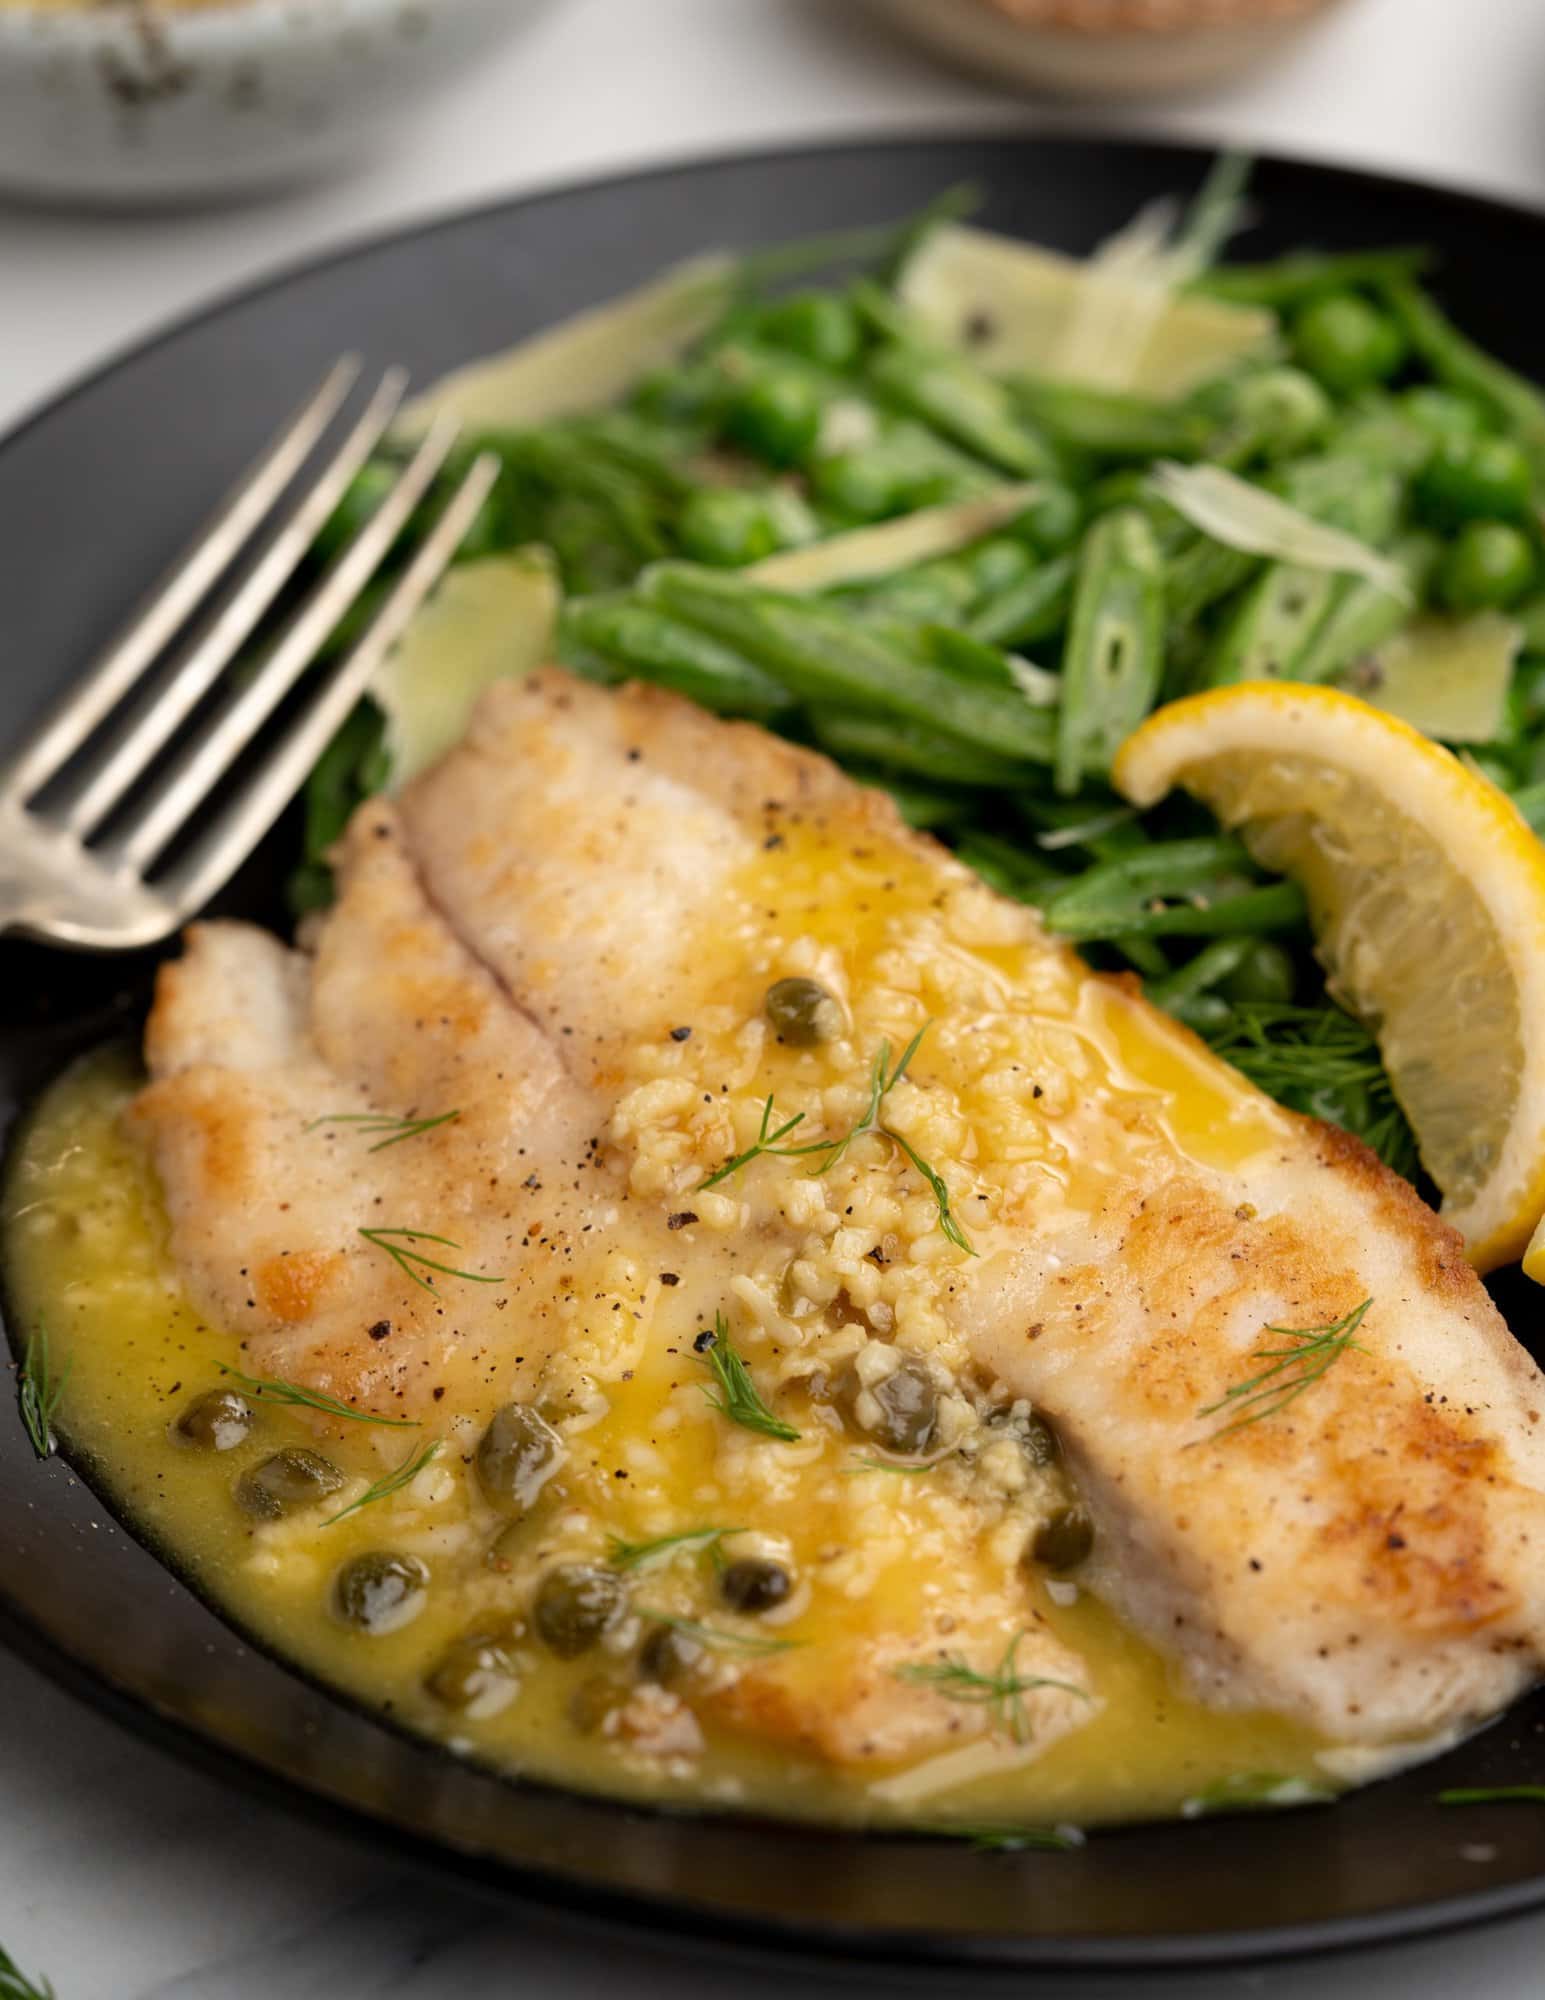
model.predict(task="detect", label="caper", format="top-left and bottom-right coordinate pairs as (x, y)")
top-left (719, 1557), bottom-right (793, 1614)
top-left (234, 1448), bottom-right (345, 1520)
top-left (484, 1520), bottom-right (527, 1574)
top-left (174, 1388), bottom-right (252, 1451)
top-left (569, 1673), bottom-right (633, 1734)
top-left (333, 1551), bottom-right (429, 1634)
top-left (763, 976), bottom-right (843, 1048)
top-left (532, 1562), bottom-right (625, 1658)
top-left (1030, 1503), bottom-right (1095, 1572)
top-left (475, 1402), bottom-right (565, 1517)
top-left (1019, 1413), bottom-right (1060, 1470)
top-left (841, 1355), bottom-right (938, 1456)
top-left (638, 1621), bottom-right (708, 1688)
top-left (424, 1630), bottom-right (517, 1710)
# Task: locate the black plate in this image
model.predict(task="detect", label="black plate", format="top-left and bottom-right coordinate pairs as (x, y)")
top-left (6, 133), bottom-right (1545, 1977)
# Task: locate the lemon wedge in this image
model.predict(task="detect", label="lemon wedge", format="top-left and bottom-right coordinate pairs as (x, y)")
top-left (1112, 683), bottom-right (1545, 1269)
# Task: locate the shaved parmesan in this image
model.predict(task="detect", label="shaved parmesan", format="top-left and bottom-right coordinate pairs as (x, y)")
top-left (747, 485), bottom-right (1037, 593)
top-left (1150, 462), bottom-right (1411, 598)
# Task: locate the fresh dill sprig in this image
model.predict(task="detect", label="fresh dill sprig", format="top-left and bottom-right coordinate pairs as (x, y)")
top-left (324, 1440), bottom-right (441, 1525)
top-left (357, 1227), bottom-right (504, 1294)
top-left (1439, 1786), bottom-right (1545, 1806)
top-left (606, 1525), bottom-right (743, 1571)
top-left (1197, 1298), bottom-right (1372, 1441)
top-left (893, 1631), bottom-right (1090, 1745)
top-left (304, 1109), bottom-right (461, 1152)
top-left (644, 1612), bottom-right (800, 1657)
top-left (1180, 1772), bottom-right (1334, 1818)
top-left (216, 1362), bottom-right (420, 1429)
top-left (1201, 1002), bottom-right (1420, 1180)
top-left (935, 1822), bottom-right (1084, 1852)
top-left (0, 1944), bottom-right (56, 2000)
top-left (15, 1327), bottom-right (70, 1462)
top-left (699, 1315), bottom-right (801, 1442)
top-left (698, 1094), bottom-right (819, 1189)
top-left (701, 1022), bottom-right (975, 1254)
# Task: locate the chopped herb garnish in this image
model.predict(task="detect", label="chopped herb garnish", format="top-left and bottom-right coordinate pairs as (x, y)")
top-left (1197, 1298), bottom-right (1371, 1440)
top-left (1201, 1003), bottom-right (1419, 1179)
top-left (1439, 1786), bottom-right (1545, 1806)
top-left (936, 1822), bottom-right (1085, 1852)
top-left (0, 1944), bottom-right (56, 2000)
top-left (699, 1314), bottom-right (801, 1442)
top-left (304, 1109), bottom-right (461, 1152)
top-left (1181, 1772), bottom-right (1334, 1818)
top-left (216, 1362), bottom-right (420, 1428)
top-left (893, 1631), bottom-right (1090, 1744)
top-left (607, 1525), bottom-right (743, 1570)
top-left (644, 1612), bottom-right (800, 1657)
top-left (358, 1227), bottom-right (504, 1294)
top-left (15, 1327), bottom-right (70, 1462)
top-left (701, 1023), bottom-right (974, 1254)
top-left (324, 1440), bottom-right (441, 1524)
top-left (698, 1094), bottom-right (815, 1189)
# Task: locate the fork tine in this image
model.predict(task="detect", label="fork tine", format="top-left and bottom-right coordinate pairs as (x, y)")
top-left (60, 368), bottom-right (410, 841)
top-left (0, 357), bottom-right (362, 804)
top-left (113, 411), bottom-right (465, 875)
top-left (161, 452), bottom-right (502, 921)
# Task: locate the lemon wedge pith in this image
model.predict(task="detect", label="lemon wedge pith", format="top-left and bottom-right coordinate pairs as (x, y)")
top-left (1112, 682), bottom-right (1545, 1271)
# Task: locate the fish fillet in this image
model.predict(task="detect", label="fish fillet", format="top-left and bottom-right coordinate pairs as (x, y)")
top-left (133, 667), bottom-right (1545, 1763)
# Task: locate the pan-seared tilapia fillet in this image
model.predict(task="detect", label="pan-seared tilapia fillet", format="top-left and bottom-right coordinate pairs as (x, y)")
top-left (135, 667), bottom-right (1545, 1760)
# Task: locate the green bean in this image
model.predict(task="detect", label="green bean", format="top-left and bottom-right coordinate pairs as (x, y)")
top-left (952, 831), bottom-right (1065, 901)
top-left (807, 709), bottom-right (1035, 787)
top-left (640, 565), bottom-right (1056, 761)
top-left (850, 768), bottom-right (975, 830)
top-left (1012, 376), bottom-right (1211, 461)
top-left (920, 623), bottom-right (1052, 697)
top-left (1381, 279), bottom-right (1545, 481)
top-left (557, 600), bottom-right (792, 719)
top-left (1146, 938), bottom-right (1257, 1007)
top-left (1202, 565), bottom-right (1342, 688)
top-left (1191, 246), bottom-right (1431, 309)
top-left (968, 554), bottom-right (1075, 648)
top-left (1112, 935), bottom-right (1172, 979)
top-left (839, 559), bottom-right (979, 625)
top-left (1508, 778), bottom-right (1545, 833)
top-left (1047, 879), bottom-right (1306, 942)
top-left (864, 333), bottom-right (1060, 480)
top-left (1055, 509), bottom-right (1165, 795)
top-left (960, 535), bottom-right (1035, 600)
top-left (1293, 533), bottom-right (1439, 684)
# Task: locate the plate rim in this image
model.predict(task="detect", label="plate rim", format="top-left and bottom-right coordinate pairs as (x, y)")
top-left (7, 127), bottom-right (1545, 1974)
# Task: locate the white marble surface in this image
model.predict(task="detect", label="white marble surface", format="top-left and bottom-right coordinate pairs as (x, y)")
top-left (7, 0), bottom-right (1545, 1992)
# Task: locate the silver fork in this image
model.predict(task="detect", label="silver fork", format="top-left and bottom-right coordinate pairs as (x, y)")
top-left (0, 359), bottom-right (499, 951)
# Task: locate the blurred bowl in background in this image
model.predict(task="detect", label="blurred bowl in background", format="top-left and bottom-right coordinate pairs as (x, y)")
top-left (0, 0), bottom-right (547, 206)
top-left (861, 0), bottom-right (1349, 98)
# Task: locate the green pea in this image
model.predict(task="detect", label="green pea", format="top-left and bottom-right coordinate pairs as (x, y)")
top-left (1229, 366), bottom-right (1332, 459)
top-left (764, 976), bottom-right (842, 1047)
top-left (1010, 482), bottom-right (1082, 555)
top-left (1290, 292), bottom-right (1405, 393)
top-left (810, 450), bottom-right (905, 522)
top-left (235, 1448), bottom-right (345, 1520)
top-left (333, 1551), bottom-right (429, 1634)
top-left (1398, 386), bottom-right (1489, 450)
top-left (174, 1388), bottom-right (252, 1452)
top-left (533, 1563), bottom-right (626, 1658)
top-left (1417, 434), bottom-right (1534, 525)
top-left (726, 373), bottom-right (823, 467)
top-left (677, 487), bottom-right (782, 567)
top-left (759, 293), bottom-right (863, 371)
top-left (1220, 939), bottom-right (1297, 1007)
top-left (961, 535), bottom-right (1033, 599)
top-left (1439, 520), bottom-right (1537, 612)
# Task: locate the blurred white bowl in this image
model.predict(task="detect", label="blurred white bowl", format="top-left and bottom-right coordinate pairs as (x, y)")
top-left (0, 0), bottom-right (546, 204)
